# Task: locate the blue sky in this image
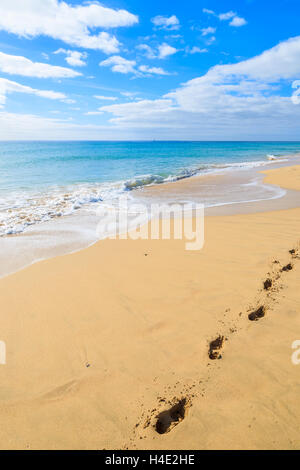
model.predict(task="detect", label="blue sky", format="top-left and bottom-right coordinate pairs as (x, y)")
top-left (0, 0), bottom-right (300, 140)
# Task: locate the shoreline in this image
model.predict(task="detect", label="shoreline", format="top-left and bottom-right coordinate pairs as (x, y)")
top-left (1, 150), bottom-right (300, 239)
top-left (1, 156), bottom-right (300, 280)
top-left (0, 164), bottom-right (300, 448)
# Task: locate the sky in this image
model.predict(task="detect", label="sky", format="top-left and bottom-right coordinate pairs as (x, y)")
top-left (0, 0), bottom-right (300, 140)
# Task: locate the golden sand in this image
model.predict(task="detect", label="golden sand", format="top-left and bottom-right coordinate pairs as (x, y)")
top-left (0, 166), bottom-right (300, 449)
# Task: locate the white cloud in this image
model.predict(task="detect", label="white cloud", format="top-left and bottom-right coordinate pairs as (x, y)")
top-left (216, 35), bottom-right (300, 80)
top-left (201, 27), bottom-right (216, 36)
top-left (0, 111), bottom-right (163, 140)
top-left (203, 9), bottom-right (215, 15)
top-left (219, 11), bottom-right (236, 21)
top-left (186, 47), bottom-right (208, 55)
top-left (137, 42), bottom-right (179, 60)
top-left (158, 43), bottom-right (178, 59)
top-left (0, 51), bottom-right (80, 78)
top-left (138, 65), bottom-right (170, 75)
top-left (137, 43), bottom-right (179, 60)
top-left (230, 16), bottom-right (247, 27)
top-left (203, 9), bottom-right (247, 28)
top-left (218, 11), bottom-right (247, 27)
top-left (0, 77), bottom-right (67, 108)
top-left (54, 49), bottom-right (87, 67)
top-left (0, 112), bottom-right (108, 140)
top-left (84, 111), bottom-right (104, 116)
top-left (100, 56), bottom-right (136, 74)
top-left (136, 44), bottom-right (156, 59)
top-left (62, 98), bottom-right (76, 104)
top-left (100, 99), bottom-right (174, 118)
top-left (121, 91), bottom-right (139, 98)
top-left (151, 15), bottom-right (180, 31)
top-left (206, 36), bottom-right (216, 45)
top-left (94, 95), bottom-right (118, 101)
top-left (100, 55), bottom-right (171, 76)
top-left (0, 0), bottom-right (138, 54)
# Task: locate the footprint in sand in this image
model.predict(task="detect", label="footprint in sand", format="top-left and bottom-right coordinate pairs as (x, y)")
top-left (264, 278), bottom-right (273, 290)
top-left (209, 335), bottom-right (225, 360)
top-left (289, 247), bottom-right (300, 257)
top-left (155, 398), bottom-right (189, 434)
top-left (248, 305), bottom-right (266, 321)
top-left (282, 263), bottom-right (293, 272)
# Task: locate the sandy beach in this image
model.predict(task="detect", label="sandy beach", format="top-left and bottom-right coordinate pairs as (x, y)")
top-left (0, 164), bottom-right (300, 450)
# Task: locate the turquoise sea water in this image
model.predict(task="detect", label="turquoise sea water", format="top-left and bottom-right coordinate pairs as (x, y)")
top-left (0, 141), bottom-right (300, 235)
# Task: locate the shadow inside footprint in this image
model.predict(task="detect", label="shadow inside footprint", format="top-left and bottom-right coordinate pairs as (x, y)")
top-left (155, 399), bottom-right (188, 434)
top-left (248, 306), bottom-right (266, 321)
top-left (209, 335), bottom-right (224, 360)
top-left (264, 278), bottom-right (272, 290)
top-left (282, 263), bottom-right (293, 272)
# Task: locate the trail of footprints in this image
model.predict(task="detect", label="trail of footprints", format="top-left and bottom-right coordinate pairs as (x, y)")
top-left (130, 245), bottom-right (300, 443)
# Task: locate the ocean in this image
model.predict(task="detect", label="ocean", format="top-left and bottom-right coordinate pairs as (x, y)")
top-left (1, 141), bottom-right (300, 237)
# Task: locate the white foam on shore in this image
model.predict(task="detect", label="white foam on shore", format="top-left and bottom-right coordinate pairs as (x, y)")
top-left (0, 182), bottom-right (126, 236)
top-left (204, 179), bottom-right (287, 208)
